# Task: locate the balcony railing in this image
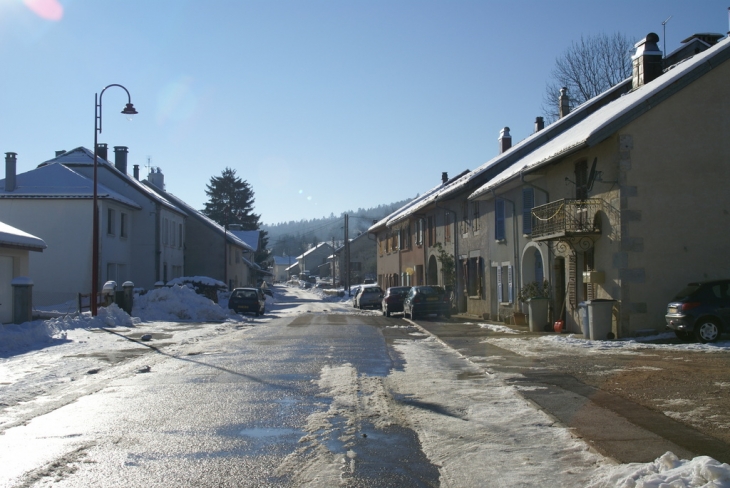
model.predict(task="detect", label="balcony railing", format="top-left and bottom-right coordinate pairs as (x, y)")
top-left (531, 199), bottom-right (603, 241)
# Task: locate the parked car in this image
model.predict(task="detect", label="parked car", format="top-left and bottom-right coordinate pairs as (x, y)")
top-left (381, 286), bottom-right (411, 317)
top-left (227, 287), bottom-right (266, 316)
top-left (403, 286), bottom-right (450, 319)
top-left (355, 285), bottom-right (384, 309)
top-left (350, 285), bottom-right (363, 306)
top-left (666, 279), bottom-right (730, 343)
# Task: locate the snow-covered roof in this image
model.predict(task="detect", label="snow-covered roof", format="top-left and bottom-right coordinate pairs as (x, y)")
top-left (229, 230), bottom-right (260, 252)
top-left (0, 162), bottom-right (141, 209)
top-left (42, 147), bottom-right (183, 215)
top-left (143, 182), bottom-right (254, 252)
top-left (469, 35), bottom-right (730, 200)
top-left (297, 241), bottom-right (332, 259)
top-left (0, 221), bottom-right (46, 251)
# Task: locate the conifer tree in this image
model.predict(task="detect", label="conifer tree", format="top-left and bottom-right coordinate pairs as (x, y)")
top-left (202, 167), bottom-right (269, 265)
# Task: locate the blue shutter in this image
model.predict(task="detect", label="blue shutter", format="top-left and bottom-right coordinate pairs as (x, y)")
top-left (508, 265), bottom-right (514, 303)
top-left (495, 199), bottom-right (505, 241)
top-left (522, 188), bottom-right (534, 235)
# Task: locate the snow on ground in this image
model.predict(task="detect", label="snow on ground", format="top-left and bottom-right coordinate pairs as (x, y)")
top-left (482, 330), bottom-right (730, 357)
top-left (2, 284), bottom-right (730, 486)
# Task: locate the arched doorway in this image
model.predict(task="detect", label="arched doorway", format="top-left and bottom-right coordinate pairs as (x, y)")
top-left (427, 255), bottom-right (438, 285)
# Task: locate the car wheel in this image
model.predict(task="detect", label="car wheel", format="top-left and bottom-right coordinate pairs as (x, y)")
top-left (255, 311), bottom-right (260, 317)
top-left (695, 319), bottom-right (721, 343)
top-left (674, 330), bottom-right (691, 341)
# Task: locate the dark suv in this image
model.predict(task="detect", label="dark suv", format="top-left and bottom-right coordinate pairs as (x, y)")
top-left (665, 279), bottom-right (730, 343)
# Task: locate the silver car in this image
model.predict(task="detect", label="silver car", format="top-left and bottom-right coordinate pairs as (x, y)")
top-left (355, 286), bottom-right (384, 309)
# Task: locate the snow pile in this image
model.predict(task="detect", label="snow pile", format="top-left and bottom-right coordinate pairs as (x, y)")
top-left (486, 333), bottom-right (730, 357)
top-left (166, 276), bottom-right (226, 288)
top-left (132, 284), bottom-right (239, 322)
top-left (589, 451), bottom-right (730, 487)
top-left (473, 322), bottom-right (522, 334)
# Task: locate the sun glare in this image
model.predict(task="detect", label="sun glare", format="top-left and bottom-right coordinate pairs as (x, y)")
top-left (23, 0), bottom-right (63, 21)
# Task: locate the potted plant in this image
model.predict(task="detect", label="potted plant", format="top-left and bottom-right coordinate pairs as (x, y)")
top-left (518, 280), bottom-right (551, 332)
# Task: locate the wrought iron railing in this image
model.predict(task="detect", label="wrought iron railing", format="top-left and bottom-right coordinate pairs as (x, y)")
top-left (531, 199), bottom-right (603, 240)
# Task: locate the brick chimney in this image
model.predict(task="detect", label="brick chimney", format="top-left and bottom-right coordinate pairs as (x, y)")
top-left (114, 146), bottom-right (128, 174)
top-left (133, 164), bottom-right (140, 180)
top-left (5, 152), bottom-right (17, 192)
top-left (148, 167), bottom-right (164, 189)
top-left (498, 127), bottom-right (512, 153)
top-left (559, 87), bottom-right (570, 118)
top-left (96, 143), bottom-right (108, 162)
top-left (441, 172), bottom-right (448, 184)
top-left (632, 33), bottom-right (663, 89)
top-left (534, 116), bottom-right (544, 133)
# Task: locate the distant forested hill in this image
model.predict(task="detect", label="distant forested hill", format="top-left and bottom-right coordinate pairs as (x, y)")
top-left (263, 197), bottom-right (414, 257)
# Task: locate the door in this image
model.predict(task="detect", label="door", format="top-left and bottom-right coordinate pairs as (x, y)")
top-left (0, 256), bottom-right (14, 323)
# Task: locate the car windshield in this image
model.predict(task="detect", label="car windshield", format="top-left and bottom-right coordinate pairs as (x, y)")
top-left (417, 286), bottom-right (443, 296)
top-left (362, 287), bottom-right (382, 294)
top-left (234, 290), bottom-right (258, 299)
top-left (672, 284), bottom-right (702, 300)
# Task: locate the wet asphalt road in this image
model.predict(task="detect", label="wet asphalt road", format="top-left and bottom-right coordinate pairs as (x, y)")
top-left (1, 313), bottom-right (442, 487)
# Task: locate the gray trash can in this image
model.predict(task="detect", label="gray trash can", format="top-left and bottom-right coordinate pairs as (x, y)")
top-left (578, 302), bottom-right (589, 338)
top-left (587, 299), bottom-right (616, 340)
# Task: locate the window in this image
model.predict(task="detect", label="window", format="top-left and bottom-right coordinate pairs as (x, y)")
top-left (496, 264), bottom-right (513, 304)
top-left (399, 226), bottom-right (410, 251)
top-left (466, 257), bottom-right (484, 297)
top-left (163, 262), bottom-right (168, 283)
top-left (495, 199), bottom-right (505, 241)
top-left (461, 201), bottom-right (469, 235)
top-left (472, 202), bottom-right (480, 233)
top-left (171, 220), bottom-right (176, 247)
top-left (107, 209), bottom-right (116, 236)
top-left (178, 223), bottom-right (183, 248)
top-left (120, 212), bottom-right (128, 238)
top-left (163, 218), bottom-right (169, 245)
top-left (575, 160), bottom-right (588, 200)
top-left (106, 263), bottom-right (127, 283)
top-left (427, 217), bottom-right (434, 247)
top-left (416, 219), bottom-right (424, 246)
top-left (522, 188), bottom-right (534, 235)
top-left (445, 212), bottom-right (452, 242)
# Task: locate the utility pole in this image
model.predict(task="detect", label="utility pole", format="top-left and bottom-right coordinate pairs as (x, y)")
top-left (331, 237), bottom-right (335, 285)
top-left (345, 214), bottom-right (350, 295)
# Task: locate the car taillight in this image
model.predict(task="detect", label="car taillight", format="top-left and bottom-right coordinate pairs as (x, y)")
top-left (681, 302), bottom-right (701, 311)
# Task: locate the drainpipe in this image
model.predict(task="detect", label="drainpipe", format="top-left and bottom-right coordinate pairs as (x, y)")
top-left (491, 189), bottom-right (520, 313)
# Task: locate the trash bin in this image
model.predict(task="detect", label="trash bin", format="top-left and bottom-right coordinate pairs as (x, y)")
top-left (587, 299), bottom-right (616, 340)
top-left (578, 301), bottom-right (589, 338)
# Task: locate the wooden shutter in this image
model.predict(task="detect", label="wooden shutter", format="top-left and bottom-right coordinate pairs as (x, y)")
top-left (495, 199), bottom-right (505, 240)
top-left (522, 188), bottom-right (534, 235)
top-left (496, 265), bottom-right (503, 303)
top-left (507, 265), bottom-right (513, 303)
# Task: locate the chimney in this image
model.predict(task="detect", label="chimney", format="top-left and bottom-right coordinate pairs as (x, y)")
top-left (96, 143), bottom-right (108, 162)
top-left (632, 33), bottom-right (663, 89)
top-left (133, 164), bottom-right (140, 180)
top-left (5, 152), bottom-right (17, 192)
top-left (559, 87), bottom-right (570, 118)
top-left (55, 150), bottom-right (66, 157)
top-left (534, 116), bottom-right (544, 133)
top-left (114, 146), bottom-right (128, 174)
top-left (441, 172), bottom-right (448, 184)
top-left (148, 167), bottom-right (164, 189)
top-left (498, 127), bottom-right (512, 153)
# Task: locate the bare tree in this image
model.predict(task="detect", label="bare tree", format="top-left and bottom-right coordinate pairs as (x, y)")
top-left (542, 32), bottom-right (634, 122)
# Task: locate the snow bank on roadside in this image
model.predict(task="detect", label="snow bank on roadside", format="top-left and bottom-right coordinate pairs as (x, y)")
top-left (589, 451), bottom-right (730, 487)
top-left (133, 284), bottom-right (240, 322)
top-left (0, 285), bottom-right (242, 355)
top-left (485, 333), bottom-right (730, 357)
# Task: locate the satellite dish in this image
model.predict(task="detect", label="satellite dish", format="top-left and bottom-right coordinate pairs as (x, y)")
top-left (587, 157), bottom-right (598, 191)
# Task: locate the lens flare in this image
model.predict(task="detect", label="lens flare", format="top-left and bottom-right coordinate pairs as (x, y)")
top-left (23, 0), bottom-right (63, 21)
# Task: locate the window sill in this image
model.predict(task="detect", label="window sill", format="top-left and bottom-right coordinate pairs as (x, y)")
top-left (495, 239), bottom-right (506, 244)
top-left (468, 295), bottom-right (482, 300)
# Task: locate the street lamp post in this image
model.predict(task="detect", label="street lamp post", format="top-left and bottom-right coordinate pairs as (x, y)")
top-left (91, 84), bottom-right (138, 316)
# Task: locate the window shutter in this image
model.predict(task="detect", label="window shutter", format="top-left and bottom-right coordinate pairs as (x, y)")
top-left (507, 265), bottom-right (513, 303)
top-left (495, 200), bottom-right (505, 240)
top-left (522, 188), bottom-right (534, 235)
top-left (496, 266), bottom-right (503, 303)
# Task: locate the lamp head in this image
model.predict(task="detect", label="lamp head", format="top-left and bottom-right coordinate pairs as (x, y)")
top-left (121, 103), bottom-right (138, 121)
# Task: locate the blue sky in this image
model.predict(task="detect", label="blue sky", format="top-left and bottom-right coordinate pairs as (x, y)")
top-left (1, 1), bottom-right (727, 225)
